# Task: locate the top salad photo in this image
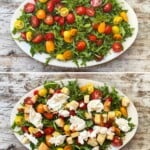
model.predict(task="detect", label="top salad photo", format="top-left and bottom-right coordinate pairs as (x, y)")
top-left (11, 0), bottom-right (138, 68)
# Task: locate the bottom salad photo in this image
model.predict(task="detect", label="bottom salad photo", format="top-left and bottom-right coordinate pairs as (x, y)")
top-left (10, 78), bottom-right (138, 150)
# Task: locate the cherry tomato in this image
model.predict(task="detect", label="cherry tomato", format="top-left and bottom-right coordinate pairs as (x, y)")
top-left (88, 34), bottom-right (97, 42)
top-left (24, 97), bottom-right (34, 105)
top-left (92, 23), bottom-right (99, 30)
top-left (21, 32), bottom-right (27, 40)
top-left (43, 112), bottom-right (54, 119)
top-left (104, 121), bottom-right (112, 128)
top-left (112, 136), bottom-right (123, 147)
top-left (76, 6), bottom-right (86, 15)
top-left (91, 89), bottom-right (102, 99)
top-left (88, 128), bottom-right (93, 133)
top-left (112, 42), bottom-right (123, 52)
top-left (34, 131), bottom-right (43, 138)
top-left (58, 17), bottom-right (65, 26)
top-left (103, 3), bottom-right (113, 13)
top-left (44, 15), bottom-right (54, 25)
top-left (66, 13), bottom-right (75, 24)
top-left (44, 32), bottom-right (54, 41)
top-left (24, 3), bottom-right (35, 13)
top-left (51, 0), bottom-right (60, 3)
top-left (34, 90), bottom-right (39, 95)
top-left (86, 8), bottom-right (95, 17)
top-left (104, 25), bottom-right (112, 34)
top-left (31, 16), bottom-right (40, 28)
top-left (69, 110), bottom-right (76, 116)
top-left (105, 97), bottom-right (113, 102)
top-left (32, 34), bottom-right (43, 43)
top-left (95, 54), bottom-right (104, 61)
top-left (22, 126), bottom-right (29, 133)
top-left (54, 15), bottom-right (61, 22)
top-left (47, 1), bottom-right (55, 13)
top-left (55, 89), bottom-right (62, 93)
top-left (76, 41), bottom-right (86, 52)
top-left (79, 101), bottom-right (87, 109)
top-left (96, 39), bottom-right (103, 46)
top-left (36, 9), bottom-right (46, 19)
top-left (44, 127), bottom-right (55, 135)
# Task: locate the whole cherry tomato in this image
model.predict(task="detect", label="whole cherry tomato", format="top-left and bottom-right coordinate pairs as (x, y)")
top-left (44, 127), bottom-right (55, 135)
top-left (66, 13), bottom-right (75, 24)
top-left (103, 3), bottom-right (113, 13)
top-left (112, 136), bottom-right (123, 147)
top-left (31, 16), bottom-right (40, 28)
top-left (32, 34), bottom-right (43, 43)
top-left (86, 8), bottom-right (95, 17)
top-left (76, 6), bottom-right (86, 15)
top-left (44, 15), bottom-right (54, 25)
top-left (91, 89), bottom-right (102, 99)
top-left (104, 25), bottom-right (112, 34)
top-left (88, 34), bottom-right (97, 42)
top-left (112, 42), bottom-right (123, 52)
top-left (24, 3), bottom-right (35, 13)
top-left (44, 32), bottom-right (54, 41)
top-left (76, 41), bottom-right (86, 52)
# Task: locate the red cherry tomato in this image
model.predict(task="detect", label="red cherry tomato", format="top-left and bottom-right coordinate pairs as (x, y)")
top-left (76, 6), bottom-right (86, 15)
top-left (86, 8), bottom-right (95, 17)
top-left (103, 3), bottom-right (113, 13)
top-left (34, 131), bottom-right (43, 138)
top-left (112, 42), bottom-right (123, 52)
top-left (105, 97), bottom-right (113, 102)
top-left (34, 90), bottom-right (39, 95)
top-left (76, 41), bottom-right (86, 52)
top-left (47, 1), bottom-right (55, 13)
top-left (95, 54), bottom-right (104, 61)
top-left (91, 89), bottom-right (102, 99)
top-left (22, 126), bottom-right (29, 133)
top-left (51, 0), bottom-right (60, 4)
top-left (43, 112), bottom-right (54, 119)
top-left (96, 39), bottom-right (103, 46)
top-left (55, 89), bottom-right (62, 93)
top-left (69, 110), bottom-right (76, 116)
top-left (21, 32), bottom-right (27, 40)
top-left (104, 25), bottom-right (112, 34)
top-left (44, 15), bottom-right (54, 25)
top-left (66, 13), bottom-right (75, 24)
top-left (58, 17), bottom-right (65, 26)
top-left (104, 121), bottom-right (112, 128)
top-left (24, 97), bottom-right (34, 105)
top-left (44, 32), bottom-right (54, 41)
top-left (79, 101), bottom-right (87, 109)
top-left (44, 127), bottom-right (55, 135)
top-left (88, 34), bottom-right (97, 42)
top-left (31, 16), bottom-right (40, 28)
top-left (112, 136), bottom-right (123, 147)
top-left (24, 3), bottom-right (35, 13)
top-left (54, 15), bottom-right (61, 22)
top-left (92, 23), bottom-right (99, 30)
top-left (32, 34), bottom-right (43, 43)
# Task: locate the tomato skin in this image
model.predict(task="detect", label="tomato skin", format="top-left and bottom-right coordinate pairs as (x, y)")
top-left (34, 131), bottom-right (43, 138)
top-left (44, 15), bottom-right (54, 25)
top-left (66, 13), bottom-right (75, 24)
top-left (21, 32), bottom-right (27, 40)
top-left (24, 3), bottom-right (35, 13)
top-left (58, 17), bottom-right (65, 26)
top-left (32, 34), bottom-right (43, 43)
top-left (91, 89), bottom-right (102, 99)
top-left (88, 34), bottom-right (97, 42)
top-left (51, 0), bottom-right (60, 4)
top-left (104, 25), bottom-right (112, 34)
top-left (43, 112), bottom-right (54, 119)
top-left (54, 15), bottom-right (61, 22)
top-left (103, 3), bottom-right (113, 13)
top-left (31, 16), bottom-right (40, 28)
top-left (34, 90), bottom-right (39, 95)
top-left (24, 97), bottom-right (34, 105)
top-left (104, 121), bottom-right (112, 128)
top-left (69, 110), bottom-right (76, 116)
top-left (76, 41), bottom-right (86, 52)
top-left (92, 23), bottom-right (99, 30)
top-left (86, 8), bottom-right (95, 17)
top-left (44, 127), bottom-right (55, 135)
top-left (47, 1), bottom-right (55, 13)
top-left (22, 126), bottom-right (29, 133)
top-left (112, 42), bottom-right (123, 52)
top-left (76, 6), bottom-right (86, 15)
top-left (112, 136), bottom-right (123, 147)
top-left (44, 32), bottom-right (54, 41)
top-left (96, 39), bottom-right (103, 46)
top-left (79, 101), bottom-right (87, 109)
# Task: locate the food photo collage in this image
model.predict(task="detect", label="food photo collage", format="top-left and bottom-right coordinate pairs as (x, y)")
top-left (0, 0), bottom-right (150, 150)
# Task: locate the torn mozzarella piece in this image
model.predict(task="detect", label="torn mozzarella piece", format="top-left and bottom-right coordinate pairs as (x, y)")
top-left (115, 118), bottom-right (130, 132)
top-left (87, 99), bottom-right (104, 113)
top-left (49, 135), bottom-right (66, 146)
top-left (28, 106), bottom-right (43, 128)
top-left (24, 133), bottom-right (38, 145)
top-left (69, 116), bottom-right (86, 131)
top-left (59, 110), bottom-right (70, 117)
top-left (47, 93), bottom-right (69, 111)
top-left (92, 146), bottom-right (100, 150)
top-left (78, 130), bottom-right (89, 145)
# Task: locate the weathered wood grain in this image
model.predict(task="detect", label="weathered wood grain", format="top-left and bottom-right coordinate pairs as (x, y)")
top-left (0, 0), bottom-right (150, 72)
top-left (0, 73), bottom-right (150, 150)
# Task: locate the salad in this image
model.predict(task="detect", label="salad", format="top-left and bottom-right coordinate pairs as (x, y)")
top-left (11, 80), bottom-right (135, 150)
top-left (12, 0), bottom-right (133, 67)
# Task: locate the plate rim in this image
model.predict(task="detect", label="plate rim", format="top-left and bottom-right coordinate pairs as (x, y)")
top-left (10, 78), bottom-right (138, 150)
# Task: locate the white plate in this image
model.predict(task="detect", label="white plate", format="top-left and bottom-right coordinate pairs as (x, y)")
top-left (10, 79), bottom-right (138, 150)
top-left (10, 0), bottom-right (138, 68)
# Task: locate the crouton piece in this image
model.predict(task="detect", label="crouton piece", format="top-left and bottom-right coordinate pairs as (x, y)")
top-left (97, 134), bottom-right (106, 145)
top-left (122, 97), bottom-right (130, 107)
top-left (85, 112), bottom-right (92, 119)
top-left (55, 118), bottom-right (65, 127)
top-left (71, 132), bottom-right (79, 138)
top-left (66, 137), bottom-right (73, 144)
top-left (108, 111), bottom-right (115, 120)
top-left (87, 138), bottom-right (98, 147)
top-left (84, 95), bottom-right (90, 103)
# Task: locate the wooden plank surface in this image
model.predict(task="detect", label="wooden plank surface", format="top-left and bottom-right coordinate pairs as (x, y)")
top-left (0, 73), bottom-right (150, 150)
top-left (0, 0), bottom-right (150, 72)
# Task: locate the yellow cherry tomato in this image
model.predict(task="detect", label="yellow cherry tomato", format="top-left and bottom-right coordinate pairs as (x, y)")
top-left (15, 116), bottom-right (23, 125)
top-left (60, 7), bottom-right (69, 17)
top-left (26, 31), bottom-right (33, 41)
top-left (120, 11), bottom-right (128, 22)
top-left (63, 50), bottom-right (73, 60)
top-left (64, 124), bottom-right (70, 132)
top-left (113, 16), bottom-right (123, 24)
top-left (112, 26), bottom-right (120, 34)
top-left (56, 54), bottom-right (65, 61)
top-left (45, 41), bottom-right (55, 53)
top-left (64, 37), bottom-right (73, 43)
top-left (63, 31), bottom-right (72, 38)
top-left (38, 88), bottom-right (47, 97)
top-left (70, 28), bottom-right (78, 36)
top-left (98, 22), bottom-right (106, 33)
top-left (39, 0), bottom-right (48, 3)
top-left (14, 20), bottom-right (24, 30)
top-left (57, 148), bottom-right (63, 150)
top-left (36, 9), bottom-right (46, 19)
top-left (113, 33), bottom-right (122, 40)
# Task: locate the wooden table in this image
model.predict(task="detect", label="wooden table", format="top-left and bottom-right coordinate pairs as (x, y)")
top-left (0, 73), bottom-right (150, 150)
top-left (0, 0), bottom-right (150, 72)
